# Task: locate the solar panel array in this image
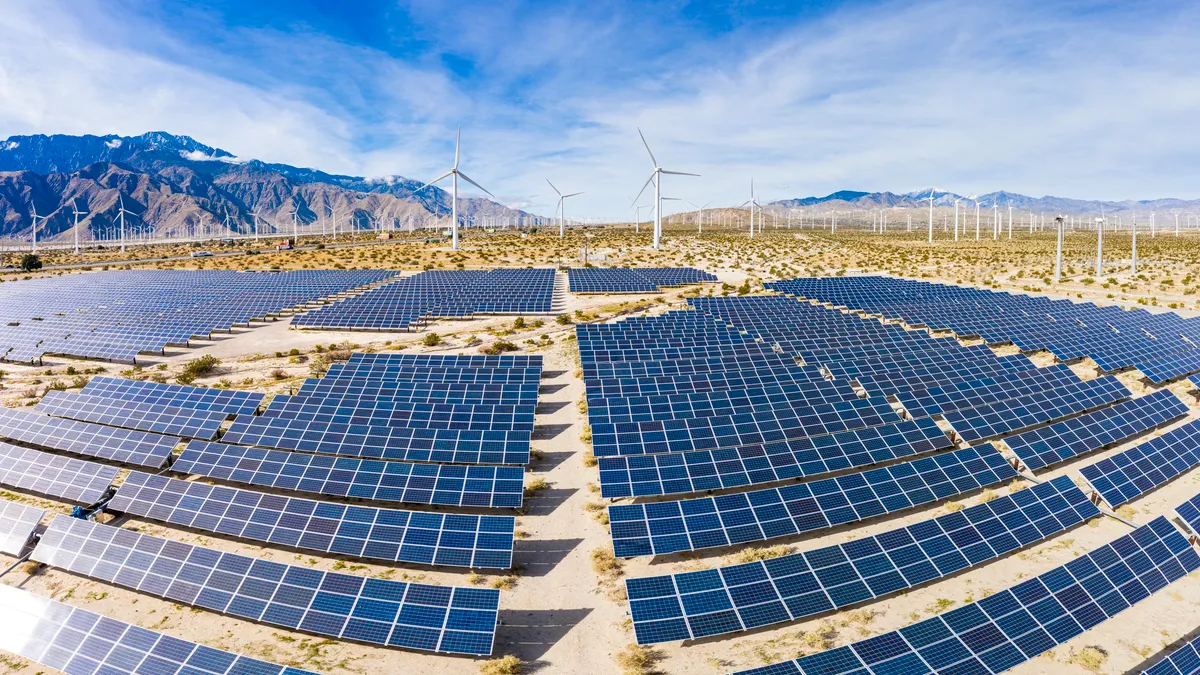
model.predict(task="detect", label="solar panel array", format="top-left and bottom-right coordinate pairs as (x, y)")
top-left (109, 471), bottom-right (515, 569)
top-left (940, 375), bottom-right (1131, 442)
top-left (1142, 633), bottom-right (1200, 675)
top-left (0, 269), bottom-right (397, 364)
top-left (626, 475), bottom-right (1098, 644)
top-left (175, 440), bottom-right (525, 508)
top-left (568, 267), bottom-right (716, 293)
top-left (0, 442), bottom-right (119, 503)
top-left (608, 444), bottom-right (1017, 557)
top-left (82, 376), bottom-right (264, 416)
top-left (0, 499), bottom-right (44, 555)
top-left (733, 516), bottom-right (1200, 675)
top-left (766, 276), bottom-right (1200, 374)
top-left (0, 583), bottom-right (319, 675)
top-left (292, 268), bottom-right (556, 330)
top-left (0, 406), bottom-right (178, 468)
top-left (1005, 389), bottom-right (1188, 470)
top-left (894, 364), bottom-right (1082, 419)
top-left (1080, 419), bottom-right (1200, 508)
top-left (33, 517), bottom-right (500, 655)
top-left (37, 390), bottom-right (227, 439)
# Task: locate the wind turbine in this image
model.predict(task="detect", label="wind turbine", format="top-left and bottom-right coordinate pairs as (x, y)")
top-left (688, 201), bottom-right (711, 233)
top-left (117, 194), bottom-right (136, 253)
top-left (71, 198), bottom-right (87, 256)
top-left (29, 204), bottom-right (45, 252)
top-left (741, 179), bottom-right (763, 239)
top-left (1095, 208), bottom-right (1106, 277)
top-left (547, 180), bottom-right (583, 238)
top-left (971, 195), bottom-right (981, 240)
top-left (251, 208), bottom-right (262, 241)
top-left (1007, 199), bottom-right (1013, 240)
top-left (1054, 215), bottom-right (1065, 282)
top-left (953, 197), bottom-right (962, 241)
top-left (416, 127), bottom-right (495, 250)
top-left (632, 128), bottom-right (698, 249)
top-left (926, 188), bottom-right (936, 243)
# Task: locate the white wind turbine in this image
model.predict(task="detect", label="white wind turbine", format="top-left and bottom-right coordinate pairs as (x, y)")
top-left (741, 179), bottom-right (763, 238)
top-left (953, 197), bottom-right (962, 241)
top-left (547, 180), bottom-right (583, 238)
top-left (29, 204), bottom-right (46, 252)
top-left (251, 208), bottom-right (263, 241)
top-left (327, 204), bottom-right (338, 241)
top-left (632, 129), bottom-right (698, 249)
top-left (926, 188), bottom-right (937, 243)
top-left (116, 194), bottom-right (136, 253)
top-left (416, 127), bottom-right (496, 250)
top-left (688, 201), bottom-right (711, 233)
top-left (72, 198), bottom-right (87, 256)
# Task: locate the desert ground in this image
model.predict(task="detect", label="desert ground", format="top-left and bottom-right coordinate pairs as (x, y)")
top-left (0, 223), bottom-right (1199, 675)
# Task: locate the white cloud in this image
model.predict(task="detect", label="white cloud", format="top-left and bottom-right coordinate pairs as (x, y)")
top-left (3, 141), bottom-right (16, 150)
top-left (104, 138), bottom-right (121, 148)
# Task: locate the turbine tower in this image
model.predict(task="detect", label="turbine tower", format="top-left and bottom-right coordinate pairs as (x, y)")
top-left (633, 129), bottom-right (698, 249)
top-left (1054, 215), bottom-right (1065, 282)
top-left (547, 180), bottom-right (583, 238)
top-left (29, 204), bottom-right (45, 252)
top-left (1095, 213), bottom-right (1106, 277)
top-left (688, 201), bottom-right (711, 233)
top-left (741, 179), bottom-right (763, 239)
top-left (72, 198), bottom-right (87, 256)
top-left (926, 188), bottom-right (936, 243)
top-left (117, 194), bottom-right (136, 253)
top-left (416, 127), bottom-right (496, 250)
top-left (953, 197), bottom-right (962, 241)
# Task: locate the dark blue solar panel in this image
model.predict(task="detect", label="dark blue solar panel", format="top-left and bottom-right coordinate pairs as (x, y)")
top-left (1080, 419), bottom-right (1200, 507)
top-left (942, 376), bottom-right (1130, 442)
top-left (731, 516), bottom-right (1200, 675)
top-left (0, 407), bottom-right (177, 468)
top-left (1006, 389), bottom-right (1188, 470)
top-left (37, 390), bottom-right (227, 439)
top-left (895, 364), bottom-right (1082, 419)
top-left (626, 475), bottom-right (1099, 644)
top-left (81, 376), bottom-right (264, 416)
top-left (608, 444), bottom-right (1017, 557)
top-left (0, 441), bottom-right (118, 503)
top-left (33, 516), bottom-right (500, 655)
top-left (1142, 633), bottom-right (1200, 675)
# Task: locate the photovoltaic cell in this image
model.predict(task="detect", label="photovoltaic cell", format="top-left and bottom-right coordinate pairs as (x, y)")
top-left (894, 364), bottom-right (1082, 419)
top-left (0, 499), bottom-right (44, 555)
top-left (37, 390), bottom-right (227, 439)
top-left (32, 517), bottom-right (500, 655)
top-left (1141, 633), bottom-right (1200, 675)
top-left (1005, 389), bottom-right (1188, 470)
top-left (597, 417), bottom-right (951, 499)
top-left (82, 376), bottom-right (264, 416)
top-left (608, 444), bottom-right (1017, 557)
top-left (732, 516), bottom-right (1200, 675)
top-left (108, 471), bottom-right (515, 569)
top-left (1080, 419), bottom-right (1200, 507)
top-left (1169, 491), bottom-right (1200, 540)
top-left (0, 407), bottom-right (177, 468)
top-left (0, 583), bottom-right (319, 675)
top-left (174, 440), bottom-right (525, 508)
top-left (229, 400), bottom-right (534, 431)
top-left (0, 442), bottom-right (119, 503)
top-left (625, 476), bottom-right (1098, 644)
top-left (942, 375), bottom-right (1130, 442)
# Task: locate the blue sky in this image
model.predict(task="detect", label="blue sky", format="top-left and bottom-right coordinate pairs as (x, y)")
top-left (1, 0), bottom-right (1198, 218)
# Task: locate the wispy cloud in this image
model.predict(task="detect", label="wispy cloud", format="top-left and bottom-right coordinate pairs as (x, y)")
top-left (1, 0), bottom-right (1198, 218)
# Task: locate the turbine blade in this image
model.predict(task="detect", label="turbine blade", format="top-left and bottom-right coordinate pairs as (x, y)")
top-left (416, 170), bottom-right (454, 192)
top-left (564, 192), bottom-right (583, 198)
top-left (661, 170), bottom-right (699, 176)
top-left (546, 179), bottom-right (561, 196)
top-left (632, 172), bottom-right (656, 204)
top-left (454, 126), bottom-right (461, 169)
top-left (637, 128), bottom-right (657, 167)
top-left (456, 171), bottom-right (495, 198)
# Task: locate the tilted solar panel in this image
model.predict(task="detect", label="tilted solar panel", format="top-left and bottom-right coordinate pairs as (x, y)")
top-left (608, 444), bottom-right (1017, 557)
top-left (174, 440), bottom-right (525, 508)
top-left (81, 376), bottom-right (264, 416)
top-left (0, 442), bottom-right (118, 503)
top-left (1080, 418), bottom-right (1200, 507)
top-left (37, 390), bottom-right (227, 439)
top-left (0, 407), bottom-right (178, 468)
top-left (732, 516), bottom-right (1200, 675)
top-left (0, 583), bottom-right (319, 675)
top-left (1141, 633), bottom-right (1200, 675)
top-left (32, 517), bottom-right (500, 655)
top-left (0, 499), bottom-right (44, 555)
top-left (942, 375), bottom-right (1130, 442)
top-left (1005, 389), bottom-right (1188, 471)
top-left (109, 471), bottom-right (515, 569)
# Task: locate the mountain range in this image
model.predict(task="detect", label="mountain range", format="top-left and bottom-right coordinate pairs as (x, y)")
top-left (0, 132), bottom-right (531, 244)
top-left (769, 189), bottom-right (1200, 215)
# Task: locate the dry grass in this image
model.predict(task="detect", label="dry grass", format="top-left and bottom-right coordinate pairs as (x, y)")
top-left (591, 547), bottom-right (624, 581)
top-left (1068, 646), bottom-right (1109, 673)
top-left (725, 544), bottom-right (796, 564)
top-left (615, 644), bottom-right (663, 675)
top-left (479, 655), bottom-right (523, 675)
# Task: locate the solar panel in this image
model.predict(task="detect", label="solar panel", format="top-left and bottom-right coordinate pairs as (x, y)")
top-left (608, 444), bottom-right (1017, 557)
top-left (0, 583), bottom-right (320, 675)
top-left (731, 515), bottom-right (1200, 675)
top-left (0, 499), bottom-right (44, 555)
top-left (942, 375), bottom-right (1130, 442)
top-left (231, 399), bottom-right (534, 431)
top-left (1136, 348), bottom-right (1200, 384)
top-left (108, 471), bottom-right (515, 569)
top-left (81, 376), bottom-right (264, 416)
top-left (0, 407), bottom-right (178, 468)
top-left (1005, 389), bottom-right (1189, 470)
top-left (32, 516), bottom-right (500, 655)
top-left (1141, 633), bottom-right (1200, 675)
top-left (37, 390), bottom-right (227, 439)
top-left (895, 364), bottom-right (1082, 419)
top-left (597, 417), bottom-right (952, 499)
top-left (590, 395), bottom-right (901, 458)
top-left (1167, 487), bottom-right (1200, 539)
top-left (219, 417), bottom-right (529, 466)
top-left (625, 475), bottom-right (1098, 644)
top-left (1080, 419), bottom-right (1200, 507)
top-left (0, 442), bottom-right (119, 503)
top-left (568, 267), bottom-right (715, 293)
top-left (174, 440), bottom-right (525, 508)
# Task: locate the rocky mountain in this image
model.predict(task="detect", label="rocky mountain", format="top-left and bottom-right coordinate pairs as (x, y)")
top-left (771, 188), bottom-right (1200, 215)
top-left (0, 132), bottom-right (532, 244)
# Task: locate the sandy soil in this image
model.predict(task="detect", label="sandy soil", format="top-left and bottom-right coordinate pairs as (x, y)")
top-left (0, 229), bottom-right (1199, 675)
